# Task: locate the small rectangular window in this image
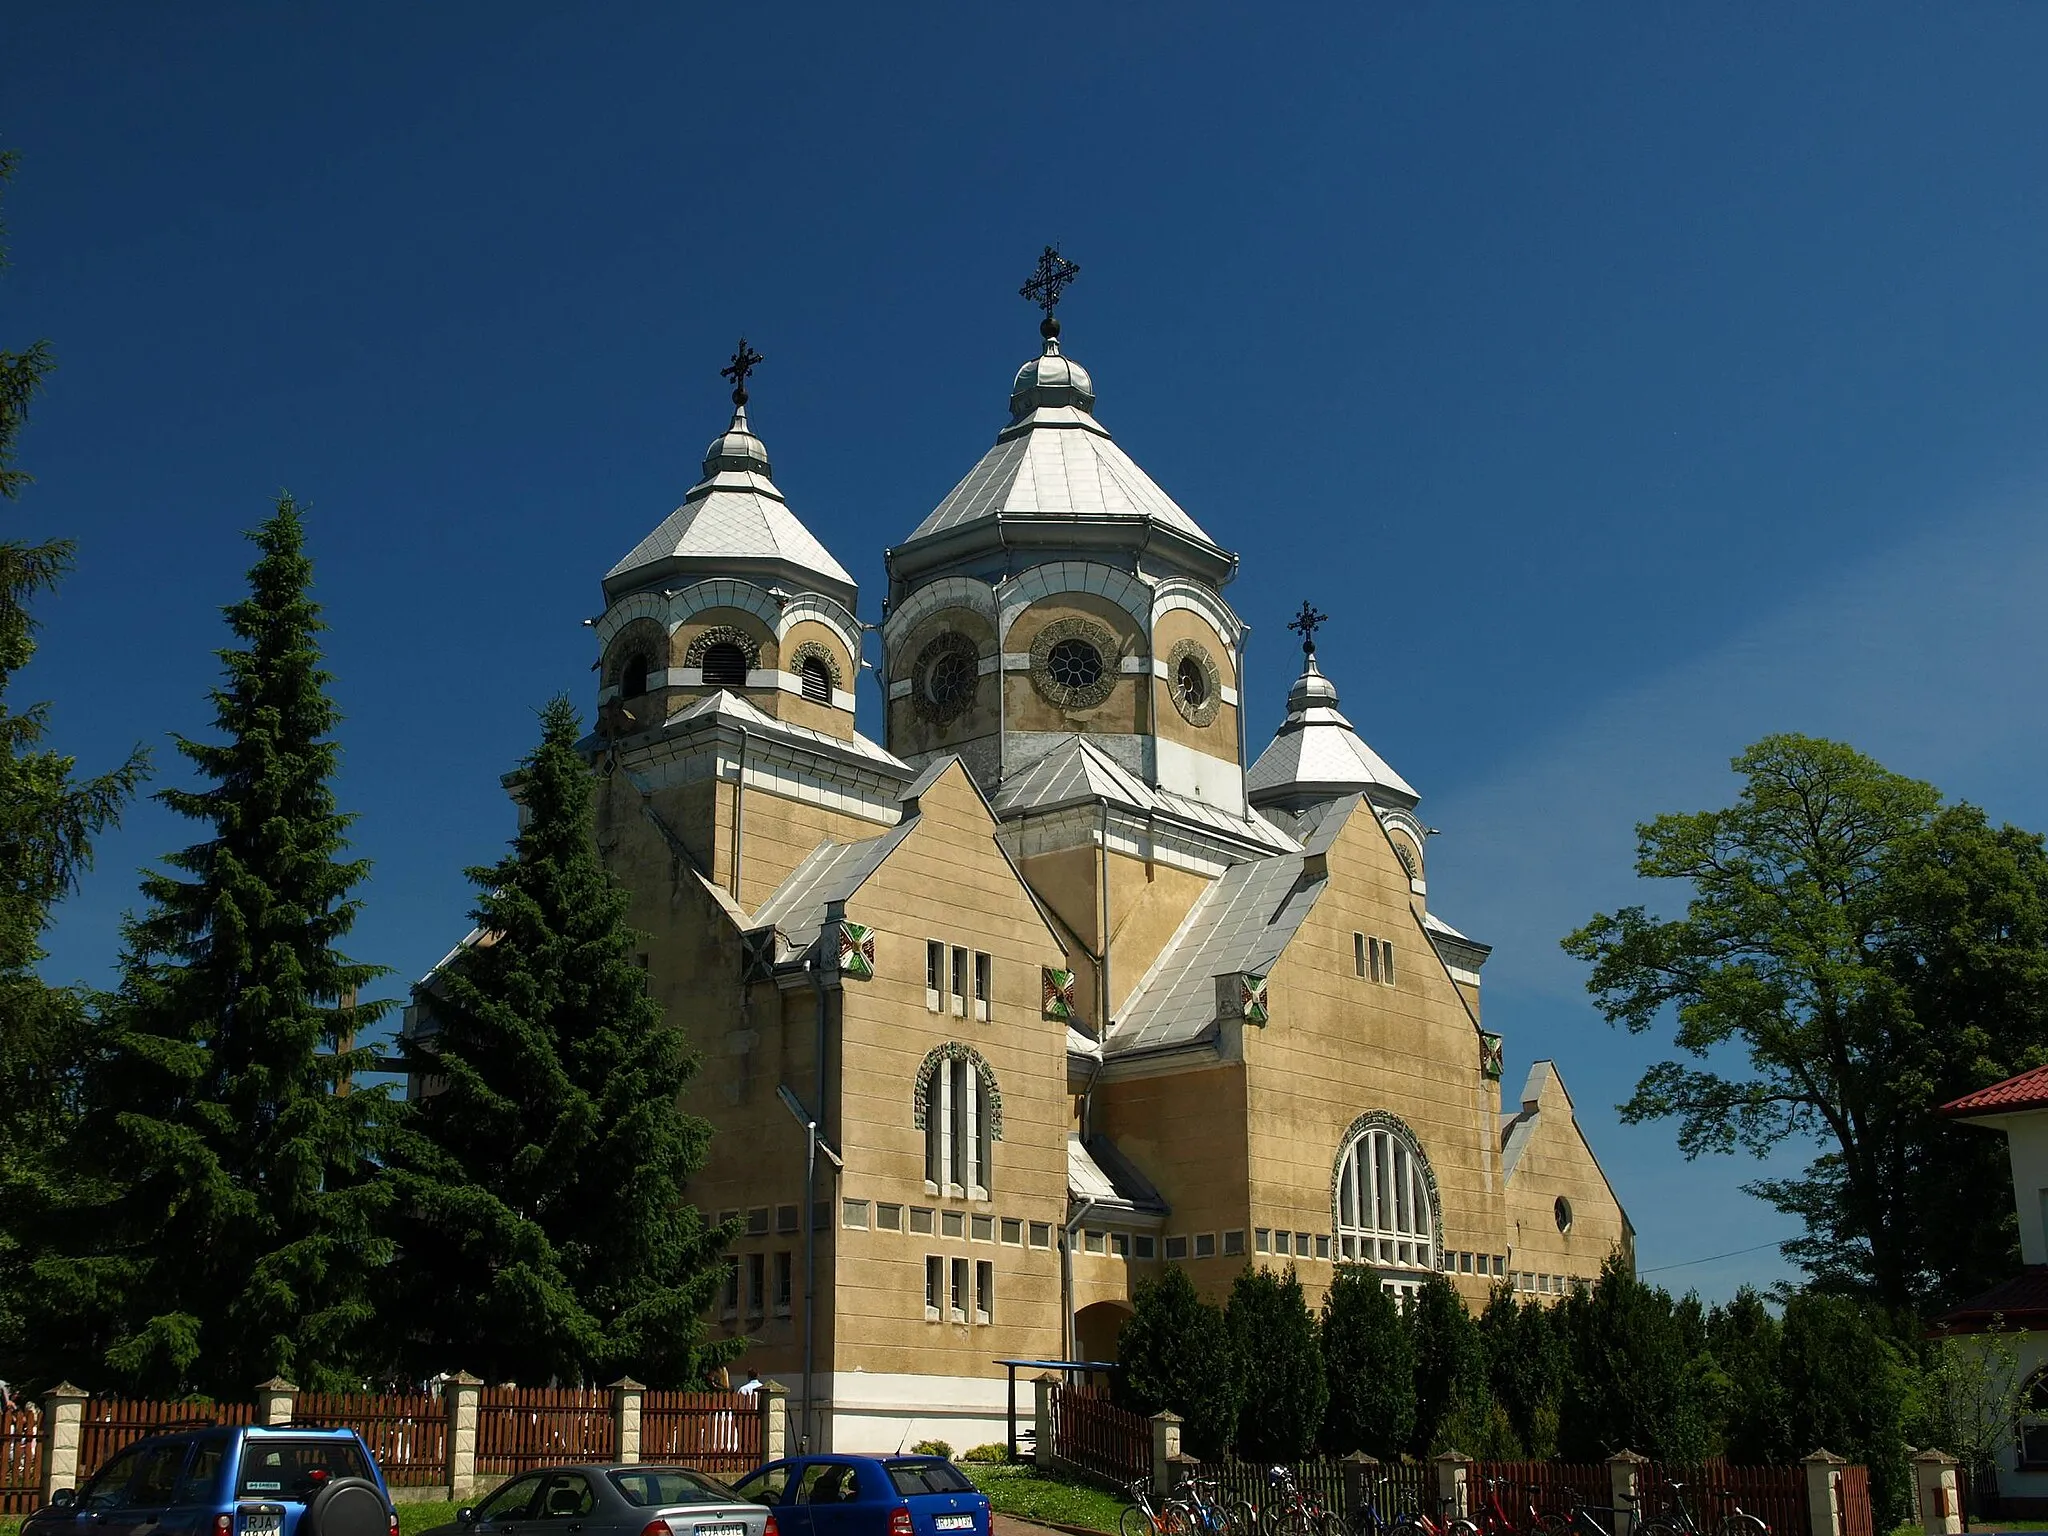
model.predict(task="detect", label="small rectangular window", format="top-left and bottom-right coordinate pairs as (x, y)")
top-left (926, 1255), bottom-right (943, 1318)
top-left (774, 1251), bottom-right (793, 1315)
top-left (910, 1206), bottom-right (935, 1235)
top-left (951, 1256), bottom-right (969, 1321)
top-left (1223, 1230), bottom-right (1246, 1257)
top-left (1084, 1230), bottom-right (1106, 1254)
top-left (776, 1204), bottom-right (799, 1234)
top-left (1368, 936), bottom-right (1382, 983)
top-left (876, 1202), bottom-right (904, 1232)
top-left (746, 1252), bottom-right (765, 1316)
top-left (1029, 1221), bottom-right (1053, 1249)
top-left (747, 1207), bottom-right (770, 1235)
top-left (1134, 1234), bottom-right (1156, 1259)
top-left (1001, 1218), bottom-right (1023, 1245)
top-left (1296, 1231), bottom-right (1312, 1256)
top-left (971, 1214), bottom-right (994, 1242)
top-left (951, 945), bottom-right (969, 1015)
top-left (1354, 932), bottom-right (1366, 978)
top-left (1274, 1230), bottom-right (1291, 1256)
top-left (1383, 940), bottom-right (1396, 985)
top-left (1164, 1235), bottom-right (1189, 1261)
top-left (1492, 1255), bottom-right (1504, 1276)
top-left (1316, 1235), bottom-right (1331, 1259)
top-left (842, 1199), bottom-right (870, 1230)
top-left (974, 951), bottom-right (992, 1021)
top-left (942, 1209), bottom-right (964, 1238)
top-left (1255, 1228), bottom-right (1271, 1253)
top-left (975, 1260), bottom-right (994, 1323)
top-left (1194, 1233), bottom-right (1217, 1259)
top-left (927, 940), bottom-right (945, 1010)
top-left (1459, 1251), bottom-right (1473, 1273)
top-left (722, 1255), bottom-right (740, 1316)
top-left (1112, 1232), bottom-right (1130, 1258)
top-left (718, 1208), bottom-right (739, 1228)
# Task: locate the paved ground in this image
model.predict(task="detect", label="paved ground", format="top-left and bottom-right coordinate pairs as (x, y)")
top-left (993, 1514), bottom-right (1079, 1536)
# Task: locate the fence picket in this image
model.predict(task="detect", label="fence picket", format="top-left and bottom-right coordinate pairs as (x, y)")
top-left (294, 1392), bottom-right (448, 1488)
top-left (639, 1391), bottom-right (759, 1477)
top-left (80, 1398), bottom-right (257, 1481)
top-left (1, 1403), bottom-right (43, 1515)
top-left (1048, 1386), bottom-right (1149, 1487)
top-left (476, 1388), bottom-right (616, 1476)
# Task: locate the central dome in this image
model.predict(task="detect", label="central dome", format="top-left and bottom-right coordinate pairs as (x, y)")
top-left (1009, 337), bottom-right (1095, 417)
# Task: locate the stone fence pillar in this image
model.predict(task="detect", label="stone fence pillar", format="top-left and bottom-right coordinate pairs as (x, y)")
top-left (1802, 1450), bottom-right (1846, 1536)
top-left (1150, 1411), bottom-right (1184, 1497)
top-left (1912, 1450), bottom-right (1961, 1536)
top-left (1341, 1453), bottom-right (1382, 1518)
top-left (610, 1379), bottom-right (644, 1466)
top-left (1434, 1451), bottom-right (1472, 1520)
top-left (1608, 1450), bottom-right (1648, 1536)
top-left (1031, 1375), bottom-right (1058, 1470)
top-left (446, 1373), bottom-right (482, 1502)
top-left (256, 1378), bottom-right (297, 1428)
top-left (37, 1383), bottom-right (86, 1503)
top-left (759, 1382), bottom-right (788, 1465)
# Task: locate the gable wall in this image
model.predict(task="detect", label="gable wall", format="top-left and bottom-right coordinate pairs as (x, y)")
top-left (1503, 1067), bottom-right (1630, 1291)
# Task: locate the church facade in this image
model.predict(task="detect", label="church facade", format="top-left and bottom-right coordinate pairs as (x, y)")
top-left (474, 274), bottom-right (1627, 1451)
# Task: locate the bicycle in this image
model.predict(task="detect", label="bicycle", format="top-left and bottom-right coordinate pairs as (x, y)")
top-left (1174, 1474), bottom-right (1260, 1536)
top-left (1343, 1474), bottom-right (1477, 1536)
top-left (1556, 1485), bottom-right (1638, 1536)
top-left (1636, 1482), bottom-right (1769, 1536)
top-left (1468, 1477), bottom-right (1568, 1536)
top-left (1262, 1465), bottom-right (1341, 1536)
top-left (1124, 1477), bottom-right (1193, 1536)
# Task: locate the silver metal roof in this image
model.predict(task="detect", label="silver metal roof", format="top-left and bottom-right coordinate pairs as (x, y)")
top-left (604, 405), bottom-right (857, 605)
top-left (750, 827), bottom-right (913, 942)
top-left (1067, 1132), bottom-right (1170, 1216)
top-left (1247, 653), bottom-right (1419, 812)
top-left (993, 735), bottom-right (1299, 855)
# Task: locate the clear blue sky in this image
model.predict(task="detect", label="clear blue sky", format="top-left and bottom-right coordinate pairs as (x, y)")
top-left (10, 4), bottom-right (2048, 1301)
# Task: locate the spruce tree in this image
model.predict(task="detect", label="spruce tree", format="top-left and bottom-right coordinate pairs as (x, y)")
top-left (1407, 1273), bottom-right (1483, 1456)
top-left (26, 496), bottom-right (387, 1395)
top-left (1225, 1265), bottom-right (1326, 1461)
top-left (385, 696), bottom-right (732, 1386)
top-left (1319, 1267), bottom-right (1415, 1457)
top-left (1114, 1264), bottom-right (1241, 1459)
top-left (0, 148), bottom-right (148, 1377)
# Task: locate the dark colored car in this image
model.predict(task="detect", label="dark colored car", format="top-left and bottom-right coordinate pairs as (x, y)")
top-left (419, 1465), bottom-right (774, 1536)
top-left (24, 1425), bottom-right (396, 1536)
top-left (731, 1456), bottom-right (990, 1536)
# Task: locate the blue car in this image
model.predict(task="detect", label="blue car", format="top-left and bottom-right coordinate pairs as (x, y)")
top-left (23, 1424), bottom-right (398, 1536)
top-left (730, 1456), bottom-right (991, 1536)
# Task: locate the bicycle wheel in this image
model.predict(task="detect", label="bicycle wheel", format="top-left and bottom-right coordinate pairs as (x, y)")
top-left (1228, 1501), bottom-right (1262, 1536)
top-left (1123, 1506), bottom-right (1159, 1536)
top-left (1534, 1518), bottom-right (1570, 1536)
top-left (1446, 1520), bottom-right (1481, 1536)
top-left (1638, 1521), bottom-right (1681, 1536)
top-left (1718, 1518), bottom-right (1767, 1536)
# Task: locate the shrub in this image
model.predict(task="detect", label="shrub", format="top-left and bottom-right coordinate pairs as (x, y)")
top-left (1320, 1266), bottom-right (1416, 1457)
top-left (911, 1439), bottom-right (954, 1458)
top-left (1478, 1282), bottom-right (1565, 1459)
top-left (960, 1443), bottom-right (1010, 1463)
top-left (1115, 1264), bottom-right (1242, 1459)
top-left (1557, 1253), bottom-right (1712, 1461)
top-left (1226, 1265), bottom-right (1327, 1461)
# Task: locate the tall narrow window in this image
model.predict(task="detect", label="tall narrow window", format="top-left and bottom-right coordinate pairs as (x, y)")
top-left (975, 1261), bottom-right (994, 1323)
top-left (920, 1049), bottom-right (997, 1196)
top-left (974, 952), bottom-right (992, 1021)
top-left (926, 940), bottom-right (944, 1011)
top-left (722, 1256), bottom-right (740, 1317)
top-left (951, 946), bottom-right (968, 1016)
top-left (746, 1252), bottom-right (765, 1316)
top-left (774, 1251), bottom-right (793, 1315)
top-left (1368, 936), bottom-right (1382, 983)
top-left (950, 1057), bottom-right (974, 1193)
top-left (1335, 1120), bottom-right (1436, 1270)
top-left (1383, 940), bottom-right (1396, 985)
top-left (622, 654), bottom-right (651, 699)
top-left (925, 1256), bottom-right (943, 1319)
top-left (1354, 932), bottom-right (1366, 978)
top-left (951, 1257), bottom-right (969, 1321)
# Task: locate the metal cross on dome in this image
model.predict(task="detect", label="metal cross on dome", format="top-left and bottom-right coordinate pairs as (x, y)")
top-left (1288, 600), bottom-right (1329, 656)
top-left (1020, 245), bottom-right (1081, 332)
top-left (721, 337), bottom-right (765, 406)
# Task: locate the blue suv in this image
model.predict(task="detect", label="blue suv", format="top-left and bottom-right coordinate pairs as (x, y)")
top-left (24, 1424), bottom-right (398, 1536)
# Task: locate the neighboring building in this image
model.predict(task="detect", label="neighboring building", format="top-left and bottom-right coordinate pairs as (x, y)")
top-left (409, 278), bottom-right (1629, 1452)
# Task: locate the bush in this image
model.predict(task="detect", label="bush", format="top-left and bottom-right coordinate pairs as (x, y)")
top-left (960, 1443), bottom-right (1010, 1463)
top-left (1115, 1264), bottom-right (1242, 1459)
top-left (1320, 1266), bottom-right (1416, 1456)
top-left (1557, 1253), bottom-right (1712, 1461)
top-left (1226, 1265), bottom-right (1327, 1461)
top-left (911, 1439), bottom-right (954, 1458)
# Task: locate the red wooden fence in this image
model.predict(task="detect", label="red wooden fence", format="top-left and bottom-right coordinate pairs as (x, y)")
top-left (639, 1392), bottom-right (760, 1477)
top-left (475, 1388), bottom-right (616, 1476)
top-left (80, 1398), bottom-right (257, 1481)
top-left (1644, 1461), bottom-right (1806, 1536)
top-left (294, 1392), bottom-right (448, 1488)
top-left (1048, 1384), bottom-right (1149, 1486)
top-left (1, 1403), bottom-right (42, 1515)
top-left (1473, 1462), bottom-right (1609, 1520)
top-left (1838, 1465), bottom-right (1873, 1536)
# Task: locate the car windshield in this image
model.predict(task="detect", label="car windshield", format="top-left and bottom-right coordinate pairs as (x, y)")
top-left (610, 1470), bottom-right (737, 1507)
top-left (235, 1439), bottom-right (372, 1500)
top-left (887, 1463), bottom-right (973, 1496)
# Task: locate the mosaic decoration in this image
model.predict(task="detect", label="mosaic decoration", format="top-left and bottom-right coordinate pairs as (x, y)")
top-left (788, 640), bottom-right (843, 689)
top-left (1216, 970), bottom-right (1269, 1025)
top-left (837, 921), bottom-right (875, 980)
top-left (910, 631), bottom-right (982, 726)
top-left (1028, 616), bottom-right (1120, 712)
top-left (1480, 1031), bottom-right (1504, 1081)
top-left (604, 617), bottom-right (669, 691)
top-left (740, 928), bottom-right (779, 984)
top-left (683, 625), bottom-right (762, 670)
top-left (1329, 1108), bottom-right (1444, 1272)
top-left (1042, 967), bottom-right (1079, 1023)
top-left (1166, 638), bottom-right (1223, 728)
top-left (910, 1041), bottom-right (1005, 1138)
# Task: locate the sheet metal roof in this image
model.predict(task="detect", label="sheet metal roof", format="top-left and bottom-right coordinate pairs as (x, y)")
top-left (1068, 1132), bottom-right (1169, 1216)
top-left (1248, 653), bottom-right (1417, 810)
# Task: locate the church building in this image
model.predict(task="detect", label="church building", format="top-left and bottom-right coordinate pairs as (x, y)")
top-left (438, 254), bottom-right (1628, 1451)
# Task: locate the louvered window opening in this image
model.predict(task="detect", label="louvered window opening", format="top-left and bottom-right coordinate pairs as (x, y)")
top-left (702, 643), bottom-right (748, 686)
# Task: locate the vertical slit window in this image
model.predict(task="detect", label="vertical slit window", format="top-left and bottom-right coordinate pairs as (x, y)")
top-left (974, 952), bottom-right (992, 1021)
top-left (951, 1257), bottom-right (968, 1321)
top-left (951, 946), bottom-right (968, 1014)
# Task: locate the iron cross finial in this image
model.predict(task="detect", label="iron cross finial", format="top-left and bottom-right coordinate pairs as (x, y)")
top-left (1020, 245), bottom-right (1081, 337)
top-left (1288, 600), bottom-right (1329, 657)
top-left (721, 337), bottom-right (765, 407)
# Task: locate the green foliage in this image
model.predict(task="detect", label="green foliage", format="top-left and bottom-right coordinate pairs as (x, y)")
top-left (21, 497), bottom-right (386, 1395)
top-left (1477, 1282), bottom-right (1565, 1459)
top-left (1319, 1266), bottom-right (1416, 1457)
top-left (0, 147), bottom-right (148, 1378)
top-left (1777, 1294), bottom-right (1911, 1528)
top-left (1225, 1264), bottom-right (1326, 1461)
top-left (911, 1439), bottom-right (953, 1458)
top-left (1407, 1272), bottom-right (1483, 1456)
top-left (1564, 734), bottom-right (2048, 1313)
top-left (1910, 1324), bottom-right (2030, 1493)
top-left (1115, 1264), bottom-right (1241, 1459)
top-left (1556, 1254), bottom-right (1712, 1461)
top-left (1704, 1287), bottom-right (1787, 1462)
top-left (959, 1443), bottom-right (1009, 1464)
top-left (384, 697), bottom-right (734, 1387)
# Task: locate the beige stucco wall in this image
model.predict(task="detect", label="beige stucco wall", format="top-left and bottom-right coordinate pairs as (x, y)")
top-left (1004, 594), bottom-right (1147, 738)
top-left (884, 606), bottom-right (999, 765)
top-left (1149, 605), bottom-right (1239, 761)
top-left (1094, 1064), bottom-right (1252, 1303)
top-left (1503, 1063), bottom-right (1631, 1291)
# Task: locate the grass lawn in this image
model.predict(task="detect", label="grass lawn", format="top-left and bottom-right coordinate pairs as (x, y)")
top-left (966, 1462), bottom-right (1127, 1534)
top-left (397, 1502), bottom-right (462, 1536)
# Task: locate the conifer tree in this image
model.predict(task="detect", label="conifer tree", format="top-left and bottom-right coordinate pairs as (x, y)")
top-left (385, 696), bottom-right (733, 1386)
top-left (24, 496), bottom-right (387, 1395)
top-left (1115, 1264), bottom-right (1241, 1459)
top-left (1406, 1272), bottom-right (1484, 1456)
top-left (0, 148), bottom-right (148, 1375)
top-left (1225, 1265), bottom-right (1326, 1461)
top-left (1319, 1267), bottom-right (1416, 1457)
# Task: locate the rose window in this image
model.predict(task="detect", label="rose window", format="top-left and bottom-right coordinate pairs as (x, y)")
top-left (1045, 638), bottom-right (1103, 691)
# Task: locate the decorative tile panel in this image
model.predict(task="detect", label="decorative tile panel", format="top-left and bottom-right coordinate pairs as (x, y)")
top-left (837, 921), bottom-right (876, 980)
top-left (740, 928), bottom-right (779, 984)
top-left (1480, 1031), bottom-right (1504, 1081)
top-left (1216, 970), bottom-right (1269, 1025)
top-left (1042, 967), bottom-right (1078, 1022)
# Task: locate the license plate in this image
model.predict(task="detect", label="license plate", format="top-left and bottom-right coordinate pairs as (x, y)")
top-left (695, 1525), bottom-right (747, 1536)
top-left (241, 1509), bottom-right (284, 1534)
top-left (936, 1517), bottom-right (974, 1530)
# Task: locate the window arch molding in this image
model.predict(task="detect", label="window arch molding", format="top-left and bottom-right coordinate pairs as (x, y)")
top-left (911, 1042), bottom-right (1004, 1138)
top-left (1329, 1109), bottom-right (1441, 1271)
top-left (913, 1042), bottom-right (1003, 1199)
top-left (684, 625), bottom-right (763, 671)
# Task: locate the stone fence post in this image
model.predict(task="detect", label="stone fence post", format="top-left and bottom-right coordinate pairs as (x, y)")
top-left (446, 1373), bottom-right (482, 1502)
top-left (1031, 1375), bottom-right (1058, 1471)
top-left (1341, 1453), bottom-right (1381, 1518)
top-left (1607, 1451), bottom-right (1648, 1536)
top-left (37, 1383), bottom-right (86, 1503)
top-left (610, 1379), bottom-right (644, 1466)
top-left (1912, 1450), bottom-right (1961, 1536)
top-left (1150, 1410), bottom-right (1184, 1498)
top-left (759, 1381), bottom-right (788, 1465)
top-left (1802, 1450), bottom-right (1846, 1536)
top-left (256, 1378), bottom-right (297, 1427)
top-left (1434, 1451), bottom-right (1472, 1520)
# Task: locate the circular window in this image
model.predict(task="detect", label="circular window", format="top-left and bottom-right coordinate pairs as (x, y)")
top-left (1165, 639), bottom-right (1222, 727)
top-left (911, 632), bottom-right (982, 727)
top-left (1028, 616), bottom-right (1120, 711)
top-left (1554, 1196), bottom-right (1574, 1234)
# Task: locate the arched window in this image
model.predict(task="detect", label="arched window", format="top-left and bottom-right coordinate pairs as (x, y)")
top-left (702, 643), bottom-right (749, 687)
top-left (919, 1050), bottom-right (996, 1197)
top-left (800, 657), bottom-right (832, 704)
top-left (621, 653), bottom-right (651, 699)
top-left (1334, 1117), bottom-right (1437, 1273)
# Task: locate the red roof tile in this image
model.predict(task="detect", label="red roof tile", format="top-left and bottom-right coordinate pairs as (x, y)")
top-left (1932, 1267), bottom-right (2048, 1334)
top-left (1940, 1065), bottom-right (2048, 1118)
